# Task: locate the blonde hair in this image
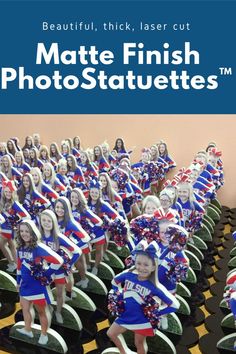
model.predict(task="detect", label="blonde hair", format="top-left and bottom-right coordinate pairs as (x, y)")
top-left (142, 195), bottom-right (160, 213)
top-left (177, 182), bottom-right (196, 205)
top-left (30, 167), bottom-right (43, 192)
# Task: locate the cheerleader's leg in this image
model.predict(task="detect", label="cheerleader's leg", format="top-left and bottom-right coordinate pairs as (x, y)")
top-left (20, 297), bottom-right (33, 333)
top-left (134, 333), bottom-right (148, 354)
top-left (107, 322), bottom-right (128, 354)
top-left (0, 236), bottom-right (14, 265)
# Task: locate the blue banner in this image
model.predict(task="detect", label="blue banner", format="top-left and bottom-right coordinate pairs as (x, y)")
top-left (0, 1), bottom-right (235, 113)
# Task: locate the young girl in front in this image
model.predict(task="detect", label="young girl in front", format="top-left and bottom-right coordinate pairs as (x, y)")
top-left (107, 241), bottom-right (179, 354)
top-left (39, 210), bottom-right (81, 323)
top-left (16, 219), bottom-right (63, 345)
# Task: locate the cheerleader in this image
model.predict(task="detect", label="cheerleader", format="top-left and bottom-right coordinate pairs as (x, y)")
top-left (23, 149), bottom-right (30, 165)
top-left (22, 136), bottom-right (34, 151)
top-left (33, 133), bottom-right (41, 150)
top-left (177, 181), bottom-right (205, 236)
top-left (29, 147), bottom-right (44, 170)
top-left (159, 190), bottom-right (183, 226)
top-left (56, 159), bottom-right (70, 189)
top-left (99, 172), bottom-right (126, 220)
top-left (16, 220), bottom-right (63, 345)
top-left (0, 154), bottom-right (22, 186)
top-left (142, 195), bottom-right (160, 215)
top-left (61, 141), bottom-right (71, 159)
top-left (72, 136), bottom-right (82, 161)
top-left (157, 141), bottom-right (176, 171)
top-left (30, 167), bottom-right (59, 203)
top-left (13, 151), bottom-right (31, 175)
top-left (39, 210), bottom-right (81, 323)
top-left (70, 188), bottom-right (103, 288)
top-left (113, 138), bottom-right (127, 156)
top-left (39, 145), bottom-right (51, 164)
top-left (101, 141), bottom-right (117, 168)
top-left (54, 197), bottom-right (90, 298)
top-left (49, 142), bottom-right (63, 164)
top-left (162, 183), bottom-right (184, 226)
top-left (110, 168), bottom-right (136, 220)
top-left (0, 180), bottom-right (30, 272)
top-left (87, 179), bottom-right (124, 275)
top-left (79, 150), bottom-right (98, 183)
top-left (66, 154), bottom-right (85, 188)
top-left (73, 136), bottom-right (82, 151)
top-left (93, 145), bottom-right (110, 173)
top-left (17, 173), bottom-right (51, 223)
top-left (6, 139), bottom-right (17, 158)
top-left (107, 241), bottom-right (179, 354)
top-left (42, 163), bottom-right (66, 196)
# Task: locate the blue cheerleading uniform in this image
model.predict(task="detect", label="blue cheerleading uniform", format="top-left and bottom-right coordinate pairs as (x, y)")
top-left (21, 190), bottom-right (51, 224)
top-left (1, 202), bottom-right (30, 239)
top-left (13, 163), bottom-right (31, 176)
top-left (88, 200), bottom-right (119, 244)
top-left (67, 166), bottom-right (85, 188)
top-left (17, 243), bottom-right (63, 305)
top-left (112, 271), bottom-right (179, 336)
top-left (157, 244), bottom-right (189, 293)
top-left (72, 208), bottom-right (104, 245)
top-left (159, 155), bottom-right (176, 172)
top-left (177, 199), bottom-right (205, 233)
top-left (58, 219), bottom-right (91, 253)
top-left (41, 233), bottom-right (81, 284)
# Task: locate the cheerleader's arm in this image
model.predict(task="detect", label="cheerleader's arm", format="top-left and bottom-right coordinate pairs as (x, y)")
top-left (154, 283), bottom-right (180, 315)
top-left (36, 242), bottom-right (63, 277)
top-left (13, 201), bottom-right (31, 220)
top-left (85, 209), bottom-right (103, 226)
top-left (111, 269), bottom-right (130, 291)
top-left (16, 256), bottom-right (22, 286)
top-left (59, 234), bottom-right (82, 266)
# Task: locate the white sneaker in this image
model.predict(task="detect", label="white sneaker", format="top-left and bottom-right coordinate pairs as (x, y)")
top-left (7, 263), bottom-right (17, 272)
top-left (71, 291), bottom-right (77, 298)
top-left (160, 316), bottom-right (168, 330)
top-left (38, 334), bottom-right (48, 345)
top-left (16, 327), bottom-right (34, 338)
top-left (91, 266), bottom-right (98, 275)
top-left (65, 295), bottom-right (72, 302)
top-left (103, 253), bottom-right (109, 261)
top-left (76, 278), bottom-right (89, 289)
top-left (55, 311), bottom-right (63, 324)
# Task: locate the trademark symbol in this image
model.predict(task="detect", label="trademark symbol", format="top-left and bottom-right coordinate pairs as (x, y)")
top-left (219, 67), bottom-right (232, 75)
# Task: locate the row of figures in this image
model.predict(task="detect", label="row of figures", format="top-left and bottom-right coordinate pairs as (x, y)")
top-left (0, 135), bottom-right (225, 353)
